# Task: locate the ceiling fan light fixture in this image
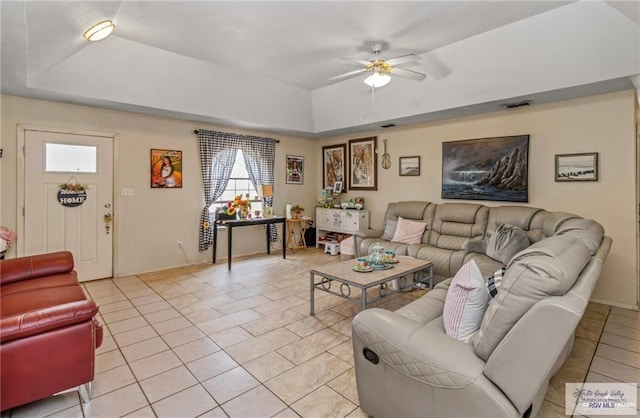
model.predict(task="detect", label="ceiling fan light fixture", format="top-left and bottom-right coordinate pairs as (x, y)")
top-left (83, 20), bottom-right (115, 42)
top-left (364, 71), bottom-right (391, 88)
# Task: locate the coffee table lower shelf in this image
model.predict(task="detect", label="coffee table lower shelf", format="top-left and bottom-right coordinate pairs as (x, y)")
top-left (309, 258), bottom-right (433, 315)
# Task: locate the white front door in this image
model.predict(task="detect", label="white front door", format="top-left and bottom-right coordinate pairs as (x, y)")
top-left (23, 129), bottom-right (114, 281)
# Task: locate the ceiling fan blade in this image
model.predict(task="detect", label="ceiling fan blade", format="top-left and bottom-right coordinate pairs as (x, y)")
top-left (341, 57), bottom-right (372, 66)
top-left (392, 67), bottom-right (427, 81)
top-left (328, 68), bottom-right (366, 82)
top-left (385, 54), bottom-right (421, 66)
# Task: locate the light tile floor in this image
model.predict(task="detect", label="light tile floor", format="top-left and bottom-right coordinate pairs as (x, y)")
top-left (2, 249), bottom-right (636, 418)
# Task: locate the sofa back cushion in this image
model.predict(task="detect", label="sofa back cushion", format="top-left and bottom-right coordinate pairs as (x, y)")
top-left (385, 201), bottom-right (435, 244)
top-left (486, 206), bottom-right (542, 236)
top-left (556, 218), bottom-right (604, 255)
top-left (429, 203), bottom-right (488, 251)
top-left (472, 234), bottom-right (591, 360)
top-left (527, 211), bottom-right (580, 243)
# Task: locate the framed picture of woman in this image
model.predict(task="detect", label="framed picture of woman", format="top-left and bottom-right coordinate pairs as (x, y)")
top-left (321, 144), bottom-right (346, 190)
top-left (286, 155), bottom-right (304, 185)
top-left (151, 149), bottom-right (183, 188)
top-left (348, 137), bottom-right (377, 191)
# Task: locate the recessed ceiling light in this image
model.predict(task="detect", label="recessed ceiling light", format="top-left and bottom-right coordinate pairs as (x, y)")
top-left (83, 20), bottom-right (115, 42)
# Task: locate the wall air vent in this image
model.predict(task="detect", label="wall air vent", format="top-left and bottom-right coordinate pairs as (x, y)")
top-left (503, 101), bottom-right (532, 109)
top-left (381, 123), bottom-right (396, 128)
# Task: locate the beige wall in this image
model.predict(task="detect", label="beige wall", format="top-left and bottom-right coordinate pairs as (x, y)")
top-left (2, 90), bottom-right (638, 308)
top-left (1, 95), bottom-right (319, 275)
top-left (322, 90), bottom-right (638, 309)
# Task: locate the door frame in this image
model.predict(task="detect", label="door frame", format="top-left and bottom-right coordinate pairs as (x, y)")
top-left (16, 124), bottom-right (119, 276)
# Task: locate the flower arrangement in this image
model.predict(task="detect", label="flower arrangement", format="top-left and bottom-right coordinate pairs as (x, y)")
top-left (0, 226), bottom-right (17, 253)
top-left (58, 183), bottom-right (89, 192)
top-left (222, 194), bottom-right (252, 218)
top-left (291, 204), bottom-right (304, 219)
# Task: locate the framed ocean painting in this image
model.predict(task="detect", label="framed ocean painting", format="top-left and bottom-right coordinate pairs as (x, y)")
top-left (441, 135), bottom-right (529, 202)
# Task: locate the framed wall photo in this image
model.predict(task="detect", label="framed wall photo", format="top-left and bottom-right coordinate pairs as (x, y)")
top-left (442, 135), bottom-right (529, 202)
top-left (555, 152), bottom-right (598, 182)
top-left (151, 149), bottom-right (182, 188)
top-left (399, 156), bottom-right (421, 176)
top-left (348, 137), bottom-right (377, 191)
top-left (322, 144), bottom-right (346, 189)
top-left (285, 155), bottom-right (304, 185)
top-left (333, 181), bottom-right (343, 194)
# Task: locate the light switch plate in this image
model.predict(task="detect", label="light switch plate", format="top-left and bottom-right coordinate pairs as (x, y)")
top-left (121, 188), bottom-right (135, 197)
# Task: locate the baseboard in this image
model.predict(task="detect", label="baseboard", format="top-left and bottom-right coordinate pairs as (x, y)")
top-left (590, 297), bottom-right (639, 311)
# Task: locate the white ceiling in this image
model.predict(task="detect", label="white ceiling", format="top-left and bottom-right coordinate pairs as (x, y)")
top-left (2, 1), bottom-right (639, 138)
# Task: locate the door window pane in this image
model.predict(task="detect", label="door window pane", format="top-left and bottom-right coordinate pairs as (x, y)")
top-left (45, 143), bottom-right (97, 173)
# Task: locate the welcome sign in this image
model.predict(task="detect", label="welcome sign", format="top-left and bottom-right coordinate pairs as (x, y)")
top-left (57, 188), bottom-right (87, 207)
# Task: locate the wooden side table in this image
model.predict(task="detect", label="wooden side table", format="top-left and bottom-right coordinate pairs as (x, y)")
top-left (286, 218), bottom-right (310, 252)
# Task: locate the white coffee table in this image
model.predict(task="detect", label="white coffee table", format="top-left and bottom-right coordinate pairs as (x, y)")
top-left (309, 256), bottom-right (433, 315)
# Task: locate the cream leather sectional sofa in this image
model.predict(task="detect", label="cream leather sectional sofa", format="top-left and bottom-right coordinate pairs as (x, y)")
top-left (352, 201), bottom-right (612, 417)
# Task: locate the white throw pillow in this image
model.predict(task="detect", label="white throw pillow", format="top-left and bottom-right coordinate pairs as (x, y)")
top-left (443, 260), bottom-right (489, 342)
top-left (391, 217), bottom-right (427, 245)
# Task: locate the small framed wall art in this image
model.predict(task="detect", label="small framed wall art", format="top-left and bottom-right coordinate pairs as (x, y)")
top-left (399, 156), bottom-right (421, 176)
top-left (555, 152), bottom-right (598, 182)
top-left (151, 149), bottom-right (182, 188)
top-left (322, 144), bottom-right (346, 190)
top-left (286, 155), bottom-right (304, 185)
top-left (348, 136), bottom-right (377, 191)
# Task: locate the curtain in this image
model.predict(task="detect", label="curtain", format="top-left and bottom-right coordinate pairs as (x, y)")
top-left (197, 129), bottom-right (277, 251)
top-left (241, 138), bottom-right (276, 241)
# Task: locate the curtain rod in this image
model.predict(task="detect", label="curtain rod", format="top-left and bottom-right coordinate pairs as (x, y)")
top-left (194, 129), bottom-right (279, 143)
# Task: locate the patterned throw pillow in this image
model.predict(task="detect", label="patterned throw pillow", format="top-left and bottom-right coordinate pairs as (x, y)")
top-left (443, 260), bottom-right (489, 342)
top-left (391, 217), bottom-right (427, 245)
top-left (487, 267), bottom-right (506, 299)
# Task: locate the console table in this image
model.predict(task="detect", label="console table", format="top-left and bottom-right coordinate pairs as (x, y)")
top-left (213, 216), bottom-right (287, 270)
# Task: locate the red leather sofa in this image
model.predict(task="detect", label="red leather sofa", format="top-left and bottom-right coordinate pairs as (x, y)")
top-left (0, 251), bottom-right (103, 411)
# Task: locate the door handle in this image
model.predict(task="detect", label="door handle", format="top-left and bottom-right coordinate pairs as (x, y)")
top-left (104, 213), bottom-right (112, 234)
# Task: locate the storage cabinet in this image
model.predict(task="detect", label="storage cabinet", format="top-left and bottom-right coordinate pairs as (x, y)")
top-left (315, 208), bottom-right (370, 247)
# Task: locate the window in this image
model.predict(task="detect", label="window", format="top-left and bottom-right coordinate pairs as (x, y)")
top-left (210, 150), bottom-right (262, 214)
top-left (45, 143), bottom-right (97, 173)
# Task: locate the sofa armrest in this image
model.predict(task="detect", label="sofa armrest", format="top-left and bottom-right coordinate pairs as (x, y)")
top-left (484, 296), bottom-right (583, 414)
top-left (352, 308), bottom-right (485, 388)
top-left (1, 300), bottom-right (99, 343)
top-left (0, 251), bottom-right (75, 286)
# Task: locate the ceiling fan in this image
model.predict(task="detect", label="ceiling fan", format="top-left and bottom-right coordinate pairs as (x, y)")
top-left (329, 43), bottom-right (427, 87)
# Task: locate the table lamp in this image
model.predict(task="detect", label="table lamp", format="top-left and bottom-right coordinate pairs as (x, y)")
top-left (261, 184), bottom-right (274, 218)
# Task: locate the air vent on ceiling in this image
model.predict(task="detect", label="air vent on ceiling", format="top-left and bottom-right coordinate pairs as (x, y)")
top-left (381, 123), bottom-right (396, 128)
top-left (503, 101), bottom-right (532, 109)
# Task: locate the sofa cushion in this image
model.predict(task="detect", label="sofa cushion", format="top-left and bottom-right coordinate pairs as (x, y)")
top-left (392, 217), bottom-right (427, 245)
top-left (381, 220), bottom-right (398, 240)
top-left (443, 260), bottom-right (489, 342)
top-left (472, 234), bottom-right (591, 360)
top-left (485, 224), bottom-right (530, 264)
